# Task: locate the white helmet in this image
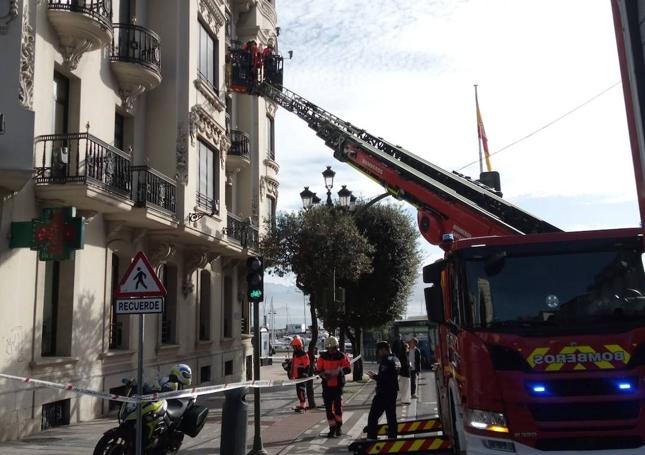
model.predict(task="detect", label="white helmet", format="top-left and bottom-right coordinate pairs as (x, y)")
top-left (325, 336), bottom-right (339, 349)
top-left (169, 363), bottom-right (192, 386)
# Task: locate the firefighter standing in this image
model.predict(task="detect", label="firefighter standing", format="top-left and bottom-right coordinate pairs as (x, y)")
top-left (316, 336), bottom-right (351, 438)
top-left (366, 341), bottom-right (401, 440)
top-left (289, 335), bottom-right (311, 413)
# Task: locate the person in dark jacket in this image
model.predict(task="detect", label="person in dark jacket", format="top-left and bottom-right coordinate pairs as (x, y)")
top-left (316, 336), bottom-right (351, 438)
top-left (366, 341), bottom-right (401, 440)
top-left (409, 337), bottom-right (422, 398)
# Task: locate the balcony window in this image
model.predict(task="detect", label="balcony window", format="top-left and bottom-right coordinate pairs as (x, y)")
top-left (109, 253), bottom-right (129, 350)
top-left (53, 72), bottom-right (69, 134)
top-left (223, 276), bottom-right (233, 338)
top-left (199, 270), bottom-right (211, 341)
top-left (42, 260), bottom-right (74, 357)
top-left (114, 112), bottom-right (124, 150)
top-left (197, 139), bottom-right (219, 213)
top-left (198, 21), bottom-right (218, 92)
top-left (265, 196), bottom-right (276, 229)
top-left (160, 264), bottom-right (178, 345)
top-left (266, 115), bottom-right (275, 160)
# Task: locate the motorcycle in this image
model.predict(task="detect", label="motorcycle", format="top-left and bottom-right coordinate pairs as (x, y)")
top-left (93, 379), bottom-right (209, 455)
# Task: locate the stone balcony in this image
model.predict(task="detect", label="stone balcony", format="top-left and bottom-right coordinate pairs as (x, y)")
top-left (33, 132), bottom-right (133, 213)
top-left (227, 129), bottom-right (251, 172)
top-left (110, 23), bottom-right (162, 112)
top-left (46, 0), bottom-right (113, 70)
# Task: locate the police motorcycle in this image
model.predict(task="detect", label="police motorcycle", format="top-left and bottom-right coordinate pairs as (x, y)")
top-left (93, 364), bottom-right (208, 455)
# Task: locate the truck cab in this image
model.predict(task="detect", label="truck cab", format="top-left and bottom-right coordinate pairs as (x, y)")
top-left (425, 228), bottom-right (645, 454)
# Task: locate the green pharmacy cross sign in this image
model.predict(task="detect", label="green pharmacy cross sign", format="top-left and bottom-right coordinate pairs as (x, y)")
top-left (10, 207), bottom-right (85, 261)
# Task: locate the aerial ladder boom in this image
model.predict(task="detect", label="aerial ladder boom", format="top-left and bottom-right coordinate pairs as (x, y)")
top-left (256, 82), bottom-right (560, 247)
top-left (228, 46), bottom-right (560, 248)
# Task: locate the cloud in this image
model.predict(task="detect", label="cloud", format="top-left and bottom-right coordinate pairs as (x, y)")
top-left (271, 0), bottom-right (640, 313)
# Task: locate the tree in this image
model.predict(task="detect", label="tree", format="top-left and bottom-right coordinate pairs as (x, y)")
top-left (260, 205), bottom-right (373, 361)
top-left (343, 203), bottom-right (421, 379)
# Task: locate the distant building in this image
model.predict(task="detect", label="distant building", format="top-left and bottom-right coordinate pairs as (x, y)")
top-left (286, 323), bottom-right (306, 333)
top-left (0, 0), bottom-right (279, 441)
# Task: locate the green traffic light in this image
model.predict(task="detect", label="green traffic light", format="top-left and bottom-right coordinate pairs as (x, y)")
top-left (249, 289), bottom-right (263, 299)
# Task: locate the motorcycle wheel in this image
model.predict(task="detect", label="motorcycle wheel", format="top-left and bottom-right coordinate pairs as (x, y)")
top-left (93, 428), bottom-right (132, 455)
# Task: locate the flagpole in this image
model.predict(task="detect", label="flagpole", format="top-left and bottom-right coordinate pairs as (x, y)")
top-left (474, 84), bottom-right (483, 174)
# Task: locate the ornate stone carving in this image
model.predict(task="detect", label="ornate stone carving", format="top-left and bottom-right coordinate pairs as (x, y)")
top-left (266, 101), bottom-right (277, 117)
top-left (198, 0), bottom-right (225, 35)
top-left (148, 241), bottom-right (177, 266)
top-left (258, 0), bottom-right (277, 27)
top-left (194, 78), bottom-right (226, 113)
top-left (119, 85), bottom-right (145, 114)
top-left (176, 121), bottom-right (190, 185)
top-left (263, 158), bottom-right (280, 172)
top-left (260, 176), bottom-right (279, 198)
top-left (0, 0), bottom-right (18, 34)
top-left (59, 38), bottom-right (94, 70)
top-left (189, 105), bottom-right (227, 153)
top-left (183, 249), bottom-right (219, 296)
top-left (18, 0), bottom-right (34, 110)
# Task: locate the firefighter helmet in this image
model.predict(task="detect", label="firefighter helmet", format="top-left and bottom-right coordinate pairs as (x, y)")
top-left (290, 335), bottom-right (304, 350)
top-left (325, 336), bottom-right (339, 349)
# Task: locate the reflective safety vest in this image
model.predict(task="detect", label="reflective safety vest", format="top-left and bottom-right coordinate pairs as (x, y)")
top-left (316, 351), bottom-right (351, 388)
top-left (291, 350), bottom-right (310, 379)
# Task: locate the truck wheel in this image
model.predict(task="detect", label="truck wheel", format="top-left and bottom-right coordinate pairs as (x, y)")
top-left (450, 396), bottom-right (464, 455)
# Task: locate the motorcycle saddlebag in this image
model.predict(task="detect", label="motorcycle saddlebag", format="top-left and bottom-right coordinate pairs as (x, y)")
top-left (178, 405), bottom-right (208, 437)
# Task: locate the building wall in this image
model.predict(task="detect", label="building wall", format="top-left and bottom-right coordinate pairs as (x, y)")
top-left (0, 0), bottom-right (278, 441)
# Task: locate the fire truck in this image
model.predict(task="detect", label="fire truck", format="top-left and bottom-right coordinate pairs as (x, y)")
top-left (229, 8), bottom-right (645, 452)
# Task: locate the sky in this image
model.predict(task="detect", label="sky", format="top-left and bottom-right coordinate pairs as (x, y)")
top-left (265, 0), bottom-right (641, 328)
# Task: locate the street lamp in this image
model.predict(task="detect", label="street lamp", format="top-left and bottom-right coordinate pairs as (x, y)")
top-left (299, 186), bottom-right (315, 210)
top-left (322, 166), bottom-right (336, 207)
top-left (337, 185), bottom-right (352, 208)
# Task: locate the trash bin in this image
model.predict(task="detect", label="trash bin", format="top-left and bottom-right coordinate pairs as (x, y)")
top-left (220, 387), bottom-right (248, 455)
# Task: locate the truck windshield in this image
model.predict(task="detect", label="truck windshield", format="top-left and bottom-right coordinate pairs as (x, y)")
top-left (463, 247), bottom-right (645, 334)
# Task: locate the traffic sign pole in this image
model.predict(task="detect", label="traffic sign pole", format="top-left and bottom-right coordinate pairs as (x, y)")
top-left (113, 251), bottom-right (167, 455)
top-left (136, 314), bottom-right (144, 455)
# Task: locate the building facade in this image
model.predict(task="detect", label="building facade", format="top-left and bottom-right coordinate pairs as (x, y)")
top-left (0, 0), bottom-right (279, 440)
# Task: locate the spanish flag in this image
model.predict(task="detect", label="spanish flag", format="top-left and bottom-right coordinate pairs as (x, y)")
top-left (476, 93), bottom-right (493, 172)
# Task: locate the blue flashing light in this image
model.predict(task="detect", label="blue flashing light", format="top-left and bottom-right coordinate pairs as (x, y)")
top-left (618, 382), bottom-right (632, 391)
top-left (532, 385), bottom-right (547, 394)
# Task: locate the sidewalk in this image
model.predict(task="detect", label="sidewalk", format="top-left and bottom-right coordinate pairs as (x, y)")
top-left (0, 363), bottom-right (439, 454)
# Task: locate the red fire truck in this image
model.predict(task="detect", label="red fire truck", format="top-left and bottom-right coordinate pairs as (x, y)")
top-left (228, 5), bottom-right (645, 450)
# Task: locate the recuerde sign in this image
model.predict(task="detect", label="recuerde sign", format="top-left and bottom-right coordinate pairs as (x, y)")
top-left (115, 298), bottom-right (164, 315)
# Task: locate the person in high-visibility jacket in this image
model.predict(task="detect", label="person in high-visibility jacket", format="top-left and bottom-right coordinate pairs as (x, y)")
top-left (290, 335), bottom-right (311, 413)
top-left (316, 336), bottom-right (351, 438)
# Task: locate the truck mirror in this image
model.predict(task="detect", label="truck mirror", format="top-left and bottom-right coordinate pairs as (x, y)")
top-left (424, 286), bottom-right (445, 323)
top-left (423, 259), bottom-right (445, 285)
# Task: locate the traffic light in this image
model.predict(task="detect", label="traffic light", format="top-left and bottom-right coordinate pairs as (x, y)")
top-left (246, 256), bottom-right (264, 302)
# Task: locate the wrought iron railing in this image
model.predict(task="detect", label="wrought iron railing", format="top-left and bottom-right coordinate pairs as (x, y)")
top-left (226, 212), bottom-right (245, 244)
top-left (196, 193), bottom-right (219, 215)
top-left (131, 166), bottom-right (176, 214)
top-left (109, 321), bottom-right (123, 350)
top-left (226, 212), bottom-right (259, 249)
top-left (47, 0), bottom-right (112, 30)
top-left (229, 130), bottom-right (250, 159)
top-left (161, 318), bottom-right (173, 344)
top-left (248, 225), bottom-right (259, 250)
top-left (34, 132), bottom-right (132, 197)
top-left (111, 23), bottom-right (161, 73)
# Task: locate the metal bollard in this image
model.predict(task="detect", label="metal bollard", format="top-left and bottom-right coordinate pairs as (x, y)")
top-left (220, 387), bottom-right (249, 455)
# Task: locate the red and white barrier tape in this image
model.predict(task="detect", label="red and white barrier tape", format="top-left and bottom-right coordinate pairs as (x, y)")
top-left (0, 354), bottom-right (362, 403)
top-left (0, 373), bottom-right (138, 403)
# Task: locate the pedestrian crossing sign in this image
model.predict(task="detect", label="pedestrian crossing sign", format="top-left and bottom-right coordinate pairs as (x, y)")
top-left (114, 251), bottom-right (167, 298)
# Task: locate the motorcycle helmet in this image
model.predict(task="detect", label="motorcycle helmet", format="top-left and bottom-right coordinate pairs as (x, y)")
top-left (169, 363), bottom-right (192, 386)
top-left (290, 335), bottom-right (304, 350)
